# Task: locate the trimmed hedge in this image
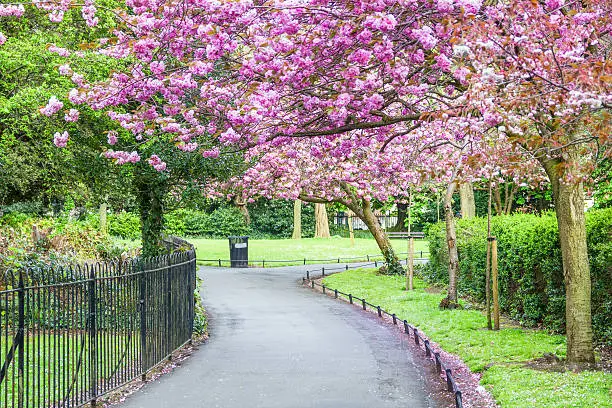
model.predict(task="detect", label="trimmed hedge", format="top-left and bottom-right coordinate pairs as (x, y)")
top-left (423, 208), bottom-right (612, 344)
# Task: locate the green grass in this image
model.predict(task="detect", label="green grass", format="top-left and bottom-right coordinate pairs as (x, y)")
top-left (322, 269), bottom-right (612, 408)
top-left (190, 237), bottom-right (429, 266)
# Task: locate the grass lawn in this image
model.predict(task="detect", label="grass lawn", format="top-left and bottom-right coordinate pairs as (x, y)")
top-left (189, 237), bottom-right (429, 266)
top-left (322, 269), bottom-right (612, 408)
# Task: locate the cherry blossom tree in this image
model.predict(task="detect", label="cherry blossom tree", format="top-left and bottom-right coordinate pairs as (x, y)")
top-left (460, 0), bottom-right (611, 364)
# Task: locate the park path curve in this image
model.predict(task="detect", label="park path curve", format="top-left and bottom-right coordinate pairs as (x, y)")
top-left (119, 264), bottom-right (451, 408)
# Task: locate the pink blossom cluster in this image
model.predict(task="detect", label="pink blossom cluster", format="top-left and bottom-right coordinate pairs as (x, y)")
top-left (0, 4), bottom-right (24, 17)
top-left (104, 150), bottom-right (141, 164)
top-left (40, 96), bottom-right (64, 117)
top-left (147, 154), bottom-right (167, 171)
top-left (53, 131), bottom-right (70, 148)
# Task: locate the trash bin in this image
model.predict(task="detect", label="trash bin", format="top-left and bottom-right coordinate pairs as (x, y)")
top-left (229, 236), bottom-right (249, 268)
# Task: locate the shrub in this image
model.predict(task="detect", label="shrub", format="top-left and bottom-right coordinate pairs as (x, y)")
top-left (108, 211), bottom-right (141, 240)
top-left (423, 208), bottom-right (612, 344)
top-left (248, 199), bottom-right (315, 238)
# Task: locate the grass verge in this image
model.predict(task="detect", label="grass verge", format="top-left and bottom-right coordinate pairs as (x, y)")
top-left (190, 237), bottom-right (428, 266)
top-left (322, 269), bottom-right (612, 408)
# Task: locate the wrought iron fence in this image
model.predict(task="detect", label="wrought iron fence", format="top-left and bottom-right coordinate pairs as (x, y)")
top-left (303, 265), bottom-right (463, 408)
top-left (0, 241), bottom-right (196, 408)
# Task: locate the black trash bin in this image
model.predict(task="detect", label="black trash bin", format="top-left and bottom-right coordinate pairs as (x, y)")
top-left (229, 236), bottom-right (249, 268)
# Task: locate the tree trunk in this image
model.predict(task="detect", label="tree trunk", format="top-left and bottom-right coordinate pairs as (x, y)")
top-left (347, 211), bottom-right (355, 247)
top-left (292, 199), bottom-right (302, 239)
top-left (543, 159), bottom-right (594, 364)
top-left (460, 182), bottom-right (476, 218)
top-left (356, 200), bottom-right (403, 275)
top-left (99, 202), bottom-right (108, 235)
top-left (134, 170), bottom-right (167, 258)
top-left (314, 203), bottom-right (330, 238)
top-left (234, 196), bottom-right (250, 225)
top-left (441, 182), bottom-right (460, 309)
top-left (391, 202), bottom-right (408, 231)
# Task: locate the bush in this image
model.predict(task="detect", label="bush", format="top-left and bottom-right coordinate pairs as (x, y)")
top-left (108, 211), bottom-right (141, 240)
top-left (248, 199), bottom-right (315, 238)
top-left (423, 208), bottom-right (612, 344)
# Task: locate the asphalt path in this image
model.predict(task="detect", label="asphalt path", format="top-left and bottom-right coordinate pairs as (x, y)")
top-left (119, 264), bottom-right (449, 408)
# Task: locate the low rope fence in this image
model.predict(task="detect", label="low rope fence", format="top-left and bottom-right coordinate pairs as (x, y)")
top-left (303, 265), bottom-right (463, 408)
top-left (0, 238), bottom-right (197, 408)
top-left (198, 250), bottom-right (429, 268)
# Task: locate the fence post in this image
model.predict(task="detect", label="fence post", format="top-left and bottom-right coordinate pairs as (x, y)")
top-left (349, 294), bottom-right (353, 304)
top-left (218, 259), bottom-right (221, 267)
top-left (492, 237), bottom-right (500, 331)
top-left (139, 262), bottom-right (147, 381)
top-left (404, 320), bottom-right (409, 334)
top-left (306, 271), bottom-right (309, 280)
top-left (322, 267), bottom-right (325, 277)
top-left (166, 257), bottom-right (172, 360)
top-left (424, 340), bottom-right (431, 357)
top-left (311, 281), bottom-right (315, 288)
top-left (88, 266), bottom-right (98, 406)
top-left (304, 258), bottom-right (306, 265)
top-left (362, 299), bottom-right (366, 310)
top-left (345, 264), bottom-right (348, 271)
top-left (262, 260), bottom-right (265, 268)
top-left (445, 369), bottom-right (454, 392)
top-left (377, 306), bottom-right (382, 317)
top-left (434, 352), bottom-right (441, 373)
top-left (17, 271), bottom-right (25, 408)
top-left (455, 390), bottom-right (463, 408)
top-left (392, 314), bottom-right (397, 325)
top-left (322, 285), bottom-right (326, 294)
top-left (334, 289), bottom-right (338, 299)
top-left (414, 328), bottom-right (420, 345)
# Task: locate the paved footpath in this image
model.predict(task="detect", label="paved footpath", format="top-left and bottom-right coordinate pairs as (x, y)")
top-left (120, 264), bottom-right (449, 408)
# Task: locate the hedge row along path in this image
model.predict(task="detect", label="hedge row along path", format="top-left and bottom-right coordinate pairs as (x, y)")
top-left (119, 264), bottom-right (453, 407)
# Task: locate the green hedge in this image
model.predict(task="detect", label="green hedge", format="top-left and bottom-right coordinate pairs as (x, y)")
top-left (423, 208), bottom-right (612, 344)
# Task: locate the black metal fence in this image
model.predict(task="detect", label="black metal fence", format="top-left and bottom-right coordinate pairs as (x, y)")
top-left (302, 265), bottom-right (463, 408)
top-left (0, 241), bottom-right (197, 408)
top-left (198, 250), bottom-right (429, 268)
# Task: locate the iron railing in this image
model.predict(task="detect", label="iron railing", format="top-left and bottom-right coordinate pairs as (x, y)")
top-left (0, 240), bottom-right (196, 408)
top-left (198, 250), bottom-right (429, 267)
top-left (303, 264), bottom-right (463, 408)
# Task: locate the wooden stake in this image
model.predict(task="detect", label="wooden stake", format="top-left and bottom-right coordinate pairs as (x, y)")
top-left (407, 237), bottom-right (414, 290)
top-left (492, 237), bottom-right (500, 331)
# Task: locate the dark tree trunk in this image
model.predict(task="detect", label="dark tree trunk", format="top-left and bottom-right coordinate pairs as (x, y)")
top-left (390, 202), bottom-right (408, 231)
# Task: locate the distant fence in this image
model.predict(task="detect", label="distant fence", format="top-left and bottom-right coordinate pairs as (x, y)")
top-left (303, 265), bottom-right (463, 408)
top-left (198, 250), bottom-right (429, 268)
top-left (0, 238), bottom-right (196, 408)
top-left (333, 214), bottom-right (398, 230)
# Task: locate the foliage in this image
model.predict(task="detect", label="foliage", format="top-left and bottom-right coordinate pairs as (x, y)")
top-left (322, 269), bottom-right (612, 408)
top-left (248, 199), bottom-right (315, 238)
top-left (423, 209), bottom-right (612, 344)
top-left (108, 211), bottom-right (140, 240)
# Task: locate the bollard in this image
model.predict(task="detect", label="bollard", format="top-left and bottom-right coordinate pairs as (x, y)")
top-left (334, 289), bottom-right (338, 299)
top-left (424, 340), bottom-right (431, 357)
top-left (349, 294), bottom-right (353, 304)
top-left (414, 328), bottom-right (420, 345)
top-left (362, 299), bottom-right (366, 310)
top-left (392, 314), bottom-right (397, 325)
top-left (377, 306), bottom-right (382, 317)
top-left (434, 352), bottom-right (441, 373)
top-left (404, 320), bottom-right (409, 334)
top-left (445, 369), bottom-right (454, 392)
top-left (322, 285), bottom-right (326, 294)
